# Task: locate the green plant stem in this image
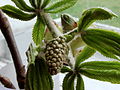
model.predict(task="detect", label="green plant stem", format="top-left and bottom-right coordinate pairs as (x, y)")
top-left (42, 13), bottom-right (63, 37)
top-left (0, 10), bottom-right (25, 89)
top-left (0, 74), bottom-right (15, 89)
top-left (64, 28), bottom-right (78, 42)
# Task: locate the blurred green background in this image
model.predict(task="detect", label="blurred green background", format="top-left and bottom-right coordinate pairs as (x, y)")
top-left (51, 0), bottom-right (120, 28)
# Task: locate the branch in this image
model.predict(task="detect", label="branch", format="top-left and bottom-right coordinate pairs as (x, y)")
top-left (42, 13), bottom-right (63, 37)
top-left (0, 10), bottom-right (25, 89)
top-left (0, 75), bottom-right (15, 89)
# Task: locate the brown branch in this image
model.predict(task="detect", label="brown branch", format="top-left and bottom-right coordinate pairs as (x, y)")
top-left (0, 10), bottom-right (25, 89)
top-left (0, 75), bottom-right (15, 89)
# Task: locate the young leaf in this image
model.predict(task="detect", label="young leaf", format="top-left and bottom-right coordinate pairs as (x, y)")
top-left (81, 29), bottom-right (120, 60)
top-left (32, 16), bottom-right (45, 45)
top-left (41, 0), bottom-right (51, 9)
top-left (11, 0), bottom-right (34, 12)
top-left (76, 74), bottom-right (84, 90)
top-left (37, 58), bottom-right (53, 90)
top-left (44, 0), bottom-right (78, 13)
top-left (26, 44), bottom-right (37, 63)
top-left (61, 66), bottom-right (72, 73)
top-left (61, 14), bottom-right (77, 33)
top-left (80, 68), bottom-right (120, 84)
top-left (63, 72), bottom-right (72, 90)
top-left (79, 61), bottom-right (120, 71)
top-left (26, 58), bottom-right (53, 90)
top-left (0, 5), bottom-right (36, 21)
top-left (78, 7), bottom-right (117, 31)
top-left (75, 46), bottom-right (96, 68)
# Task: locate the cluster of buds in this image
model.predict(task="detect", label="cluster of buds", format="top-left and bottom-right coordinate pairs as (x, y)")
top-left (45, 36), bottom-right (69, 75)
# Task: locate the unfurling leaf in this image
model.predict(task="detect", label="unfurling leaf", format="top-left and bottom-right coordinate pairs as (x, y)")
top-left (0, 5), bottom-right (36, 21)
top-left (81, 29), bottom-right (120, 60)
top-left (79, 61), bottom-right (120, 84)
top-left (11, 0), bottom-right (34, 12)
top-left (44, 0), bottom-right (78, 13)
top-left (76, 74), bottom-right (84, 90)
top-left (32, 16), bottom-right (45, 45)
top-left (26, 44), bottom-right (37, 63)
top-left (78, 7), bottom-right (117, 31)
top-left (63, 73), bottom-right (76, 90)
top-left (61, 66), bottom-right (72, 73)
top-left (75, 46), bottom-right (96, 68)
top-left (61, 14), bottom-right (77, 33)
top-left (25, 58), bottom-right (53, 90)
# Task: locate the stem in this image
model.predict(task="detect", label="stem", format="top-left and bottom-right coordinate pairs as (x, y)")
top-left (0, 75), bottom-right (15, 89)
top-left (42, 13), bottom-right (62, 37)
top-left (0, 10), bottom-right (25, 89)
top-left (64, 28), bottom-right (78, 42)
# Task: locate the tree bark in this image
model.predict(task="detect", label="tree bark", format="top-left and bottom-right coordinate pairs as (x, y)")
top-left (0, 10), bottom-right (25, 89)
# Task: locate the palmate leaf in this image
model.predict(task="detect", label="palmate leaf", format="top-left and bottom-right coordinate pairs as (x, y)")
top-left (32, 16), bottom-right (45, 45)
top-left (79, 67), bottom-right (120, 84)
top-left (75, 46), bottom-right (96, 68)
top-left (0, 5), bottom-right (36, 21)
top-left (63, 73), bottom-right (76, 90)
top-left (81, 29), bottom-right (120, 60)
top-left (44, 0), bottom-right (78, 13)
top-left (29, 0), bottom-right (37, 8)
top-left (76, 74), bottom-right (84, 90)
top-left (41, 0), bottom-right (51, 9)
top-left (11, 0), bottom-right (34, 12)
top-left (36, 0), bottom-right (42, 8)
top-left (78, 7), bottom-right (117, 31)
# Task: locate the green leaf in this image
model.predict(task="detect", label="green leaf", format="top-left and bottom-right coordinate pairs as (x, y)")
top-left (37, 58), bottom-right (53, 90)
top-left (78, 7), bottom-right (117, 31)
top-left (80, 67), bottom-right (120, 84)
top-left (11, 0), bottom-right (34, 12)
top-left (44, 0), bottom-right (78, 13)
top-left (67, 74), bottom-right (76, 90)
top-left (0, 5), bottom-right (36, 21)
top-left (75, 46), bottom-right (96, 68)
top-left (36, 0), bottom-right (42, 8)
top-left (63, 73), bottom-right (72, 90)
top-left (29, 0), bottom-right (37, 8)
top-left (32, 16), bottom-right (45, 45)
top-left (61, 66), bottom-right (72, 73)
top-left (79, 61), bottom-right (120, 71)
top-left (81, 29), bottom-right (120, 60)
top-left (41, 0), bottom-right (51, 9)
top-left (76, 74), bottom-right (84, 90)
top-left (26, 58), bottom-right (53, 90)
